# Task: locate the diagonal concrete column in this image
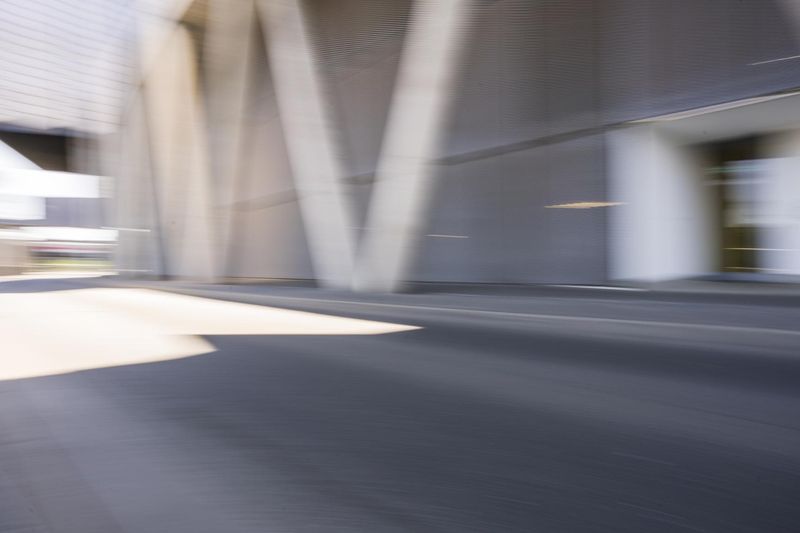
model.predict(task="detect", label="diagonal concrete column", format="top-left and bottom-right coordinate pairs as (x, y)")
top-left (203, 0), bottom-right (259, 277)
top-left (257, 0), bottom-right (356, 289)
top-left (353, 0), bottom-right (474, 293)
top-left (143, 24), bottom-right (217, 281)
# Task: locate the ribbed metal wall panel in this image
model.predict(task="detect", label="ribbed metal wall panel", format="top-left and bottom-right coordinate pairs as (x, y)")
top-left (450, 0), bottom-right (800, 156)
top-left (306, 0), bottom-right (411, 181)
top-left (0, 0), bottom-right (137, 134)
top-left (415, 134), bottom-right (607, 283)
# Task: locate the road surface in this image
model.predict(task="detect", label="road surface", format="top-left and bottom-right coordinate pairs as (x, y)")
top-left (1, 275), bottom-right (799, 532)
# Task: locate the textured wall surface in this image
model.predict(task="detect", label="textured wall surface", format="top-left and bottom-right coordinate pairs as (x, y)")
top-left (126, 0), bottom-right (800, 284)
top-left (224, 25), bottom-right (314, 280)
top-left (0, 0), bottom-right (137, 134)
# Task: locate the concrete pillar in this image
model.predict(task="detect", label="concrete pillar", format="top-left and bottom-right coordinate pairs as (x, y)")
top-left (257, 0), bottom-right (356, 289)
top-left (204, 0), bottom-right (259, 276)
top-left (353, 0), bottom-right (474, 292)
top-left (143, 25), bottom-right (217, 281)
top-left (607, 126), bottom-right (716, 282)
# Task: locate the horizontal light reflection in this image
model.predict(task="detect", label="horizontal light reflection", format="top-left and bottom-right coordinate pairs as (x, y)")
top-left (545, 201), bottom-right (624, 209)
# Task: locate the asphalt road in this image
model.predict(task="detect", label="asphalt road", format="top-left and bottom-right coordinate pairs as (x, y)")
top-left (1, 275), bottom-right (800, 532)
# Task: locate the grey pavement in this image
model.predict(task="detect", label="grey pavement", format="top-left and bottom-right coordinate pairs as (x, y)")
top-left (1, 275), bottom-right (800, 532)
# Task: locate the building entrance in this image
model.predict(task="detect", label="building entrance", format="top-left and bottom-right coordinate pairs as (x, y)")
top-left (704, 137), bottom-right (760, 274)
top-left (703, 135), bottom-right (800, 278)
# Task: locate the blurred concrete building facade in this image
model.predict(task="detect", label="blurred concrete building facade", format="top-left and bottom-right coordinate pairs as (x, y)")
top-left (114, 0), bottom-right (800, 290)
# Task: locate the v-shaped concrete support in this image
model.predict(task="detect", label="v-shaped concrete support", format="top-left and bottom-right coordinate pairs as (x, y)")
top-left (353, 0), bottom-right (474, 292)
top-left (256, 0), bottom-right (357, 289)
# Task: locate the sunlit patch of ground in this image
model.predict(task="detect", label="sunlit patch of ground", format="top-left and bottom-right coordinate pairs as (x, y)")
top-left (0, 283), bottom-right (420, 381)
top-left (0, 271), bottom-right (113, 282)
